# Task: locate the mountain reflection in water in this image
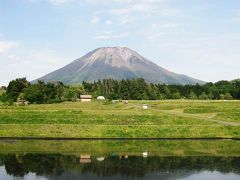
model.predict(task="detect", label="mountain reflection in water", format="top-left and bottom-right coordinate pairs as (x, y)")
top-left (0, 153), bottom-right (240, 180)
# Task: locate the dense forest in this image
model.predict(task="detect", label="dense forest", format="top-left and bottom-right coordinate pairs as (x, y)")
top-left (83, 78), bottom-right (240, 100)
top-left (0, 77), bottom-right (240, 104)
top-left (0, 78), bottom-right (85, 104)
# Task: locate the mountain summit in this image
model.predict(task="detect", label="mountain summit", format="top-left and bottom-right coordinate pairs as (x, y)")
top-left (35, 47), bottom-right (204, 85)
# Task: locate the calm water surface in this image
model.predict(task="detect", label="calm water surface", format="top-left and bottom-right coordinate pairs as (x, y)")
top-left (0, 140), bottom-right (239, 180)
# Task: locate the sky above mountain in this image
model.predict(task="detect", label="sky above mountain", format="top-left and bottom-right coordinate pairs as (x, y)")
top-left (0, 0), bottom-right (240, 85)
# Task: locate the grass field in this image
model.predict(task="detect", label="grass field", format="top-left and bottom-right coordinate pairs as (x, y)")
top-left (0, 100), bottom-right (239, 138)
top-left (0, 139), bottom-right (239, 156)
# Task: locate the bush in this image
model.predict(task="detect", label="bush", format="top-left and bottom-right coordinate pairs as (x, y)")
top-left (224, 93), bottom-right (233, 100)
top-left (199, 92), bottom-right (208, 100)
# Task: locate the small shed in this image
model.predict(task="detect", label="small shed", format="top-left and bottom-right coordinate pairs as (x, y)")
top-left (80, 95), bottom-right (92, 102)
top-left (142, 104), bottom-right (148, 109)
top-left (97, 96), bottom-right (105, 100)
top-left (80, 155), bottom-right (91, 164)
top-left (80, 158), bottom-right (91, 163)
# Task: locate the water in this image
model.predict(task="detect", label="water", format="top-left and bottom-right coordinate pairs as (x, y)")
top-left (0, 140), bottom-right (239, 180)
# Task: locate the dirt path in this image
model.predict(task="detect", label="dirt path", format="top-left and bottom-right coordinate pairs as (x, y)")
top-left (152, 108), bottom-right (240, 126)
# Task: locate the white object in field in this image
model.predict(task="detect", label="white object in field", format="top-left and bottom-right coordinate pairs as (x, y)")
top-left (143, 152), bottom-right (148, 158)
top-left (142, 104), bottom-right (148, 109)
top-left (96, 157), bottom-right (105, 162)
top-left (97, 96), bottom-right (105, 100)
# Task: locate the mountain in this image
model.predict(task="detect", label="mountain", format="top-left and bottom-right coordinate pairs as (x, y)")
top-left (35, 47), bottom-right (205, 85)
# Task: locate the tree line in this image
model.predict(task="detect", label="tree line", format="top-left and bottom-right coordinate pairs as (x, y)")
top-left (83, 78), bottom-right (240, 100)
top-left (0, 77), bottom-right (240, 104)
top-left (0, 78), bottom-right (85, 104)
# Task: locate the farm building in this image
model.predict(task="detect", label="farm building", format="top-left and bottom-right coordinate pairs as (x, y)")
top-left (80, 95), bottom-right (92, 102)
top-left (80, 155), bottom-right (91, 163)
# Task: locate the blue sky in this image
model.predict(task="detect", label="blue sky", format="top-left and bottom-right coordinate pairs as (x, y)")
top-left (0, 0), bottom-right (240, 85)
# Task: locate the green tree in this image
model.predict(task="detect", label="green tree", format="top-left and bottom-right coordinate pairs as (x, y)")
top-left (0, 86), bottom-right (6, 96)
top-left (17, 93), bottom-right (25, 101)
top-left (63, 85), bottom-right (85, 101)
top-left (220, 94), bottom-right (225, 100)
top-left (224, 93), bottom-right (233, 100)
top-left (24, 84), bottom-right (44, 103)
top-left (199, 92), bottom-right (208, 100)
top-left (43, 81), bottom-right (65, 103)
top-left (6, 78), bottom-right (29, 101)
top-left (171, 92), bottom-right (181, 99)
top-left (208, 92), bottom-right (214, 100)
top-left (188, 91), bottom-right (198, 99)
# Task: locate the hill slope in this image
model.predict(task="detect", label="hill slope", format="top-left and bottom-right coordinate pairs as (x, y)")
top-left (35, 47), bottom-right (204, 85)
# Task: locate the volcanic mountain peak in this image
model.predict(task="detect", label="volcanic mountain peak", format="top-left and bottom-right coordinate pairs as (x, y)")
top-left (34, 47), bottom-right (205, 85)
top-left (81, 46), bottom-right (147, 69)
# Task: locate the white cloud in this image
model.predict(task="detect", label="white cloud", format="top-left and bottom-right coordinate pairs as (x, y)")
top-left (110, 2), bottom-right (158, 16)
top-left (146, 32), bottom-right (167, 40)
top-left (93, 32), bottom-right (129, 40)
top-left (105, 20), bottom-right (112, 25)
top-left (141, 22), bottom-right (180, 42)
top-left (43, 0), bottom-right (164, 6)
top-left (90, 15), bottom-right (100, 24)
top-left (7, 55), bottom-right (16, 59)
top-left (151, 23), bottom-right (178, 29)
top-left (47, 0), bottom-right (75, 6)
top-left (0, 41), bottom-right (19, 53)
top-left (47, 0), bottom-right (165, 5)
top-left (230, 11), bottom-right (240, 23)
top-left (0, 48), bottom-right (71, 85)
top-left (29, 0), bottom-right (177, 26)
top-left (160, 8), bottom-right (178, 17)
top-left (107, 0), bottom-right (177, 24)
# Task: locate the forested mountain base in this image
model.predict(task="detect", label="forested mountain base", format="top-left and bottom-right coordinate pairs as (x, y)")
top-left (83, 78), bottom-right (240, 100)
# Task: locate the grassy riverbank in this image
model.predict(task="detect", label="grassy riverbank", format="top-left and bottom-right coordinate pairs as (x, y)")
top-left (0, 100), bottom-right (239, 138)
top-left (0, 139), bottom-right (240, 156)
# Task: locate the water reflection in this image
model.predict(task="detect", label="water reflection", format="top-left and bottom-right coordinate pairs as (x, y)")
top-left (0, 140), bottom-right (239, 179)
top-left (0, 153), bottom-right (240, 179)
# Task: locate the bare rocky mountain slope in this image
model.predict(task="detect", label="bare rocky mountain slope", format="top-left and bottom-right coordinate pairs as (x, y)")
top-left (35, 47), bottom-right (204, 85)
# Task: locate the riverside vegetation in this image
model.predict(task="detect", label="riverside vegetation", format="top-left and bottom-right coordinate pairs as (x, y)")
top-left (0, 139), bottom-right (240, 156)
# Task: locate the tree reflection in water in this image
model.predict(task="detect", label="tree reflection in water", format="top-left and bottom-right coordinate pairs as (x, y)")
top-left (0, 153), bottom-right (239, 178)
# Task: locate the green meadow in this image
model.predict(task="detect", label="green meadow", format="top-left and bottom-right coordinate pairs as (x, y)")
top-left (0, 139), bottom-right (239, 156)
top-left (0, 100), bottom-right (239, 138)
